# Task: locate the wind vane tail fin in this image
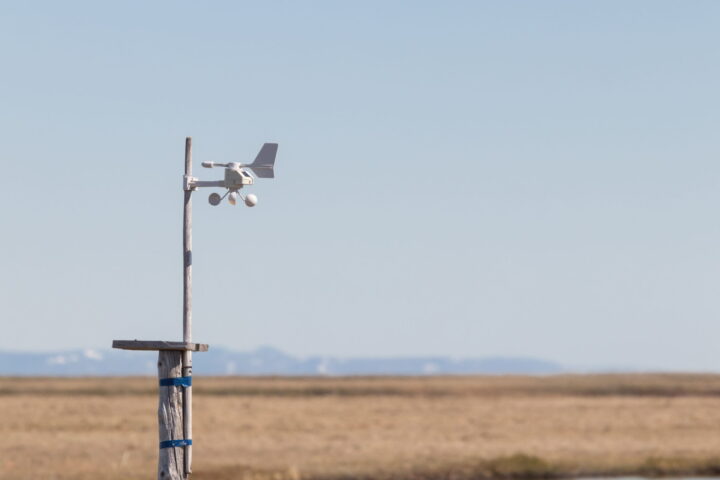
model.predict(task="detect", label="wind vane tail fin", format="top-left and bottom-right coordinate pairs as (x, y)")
top-left (249, 143), bottom-right (278, 178)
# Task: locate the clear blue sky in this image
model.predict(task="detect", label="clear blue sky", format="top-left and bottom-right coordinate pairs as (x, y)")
top-left (2, 1), bottom-right (719, 370)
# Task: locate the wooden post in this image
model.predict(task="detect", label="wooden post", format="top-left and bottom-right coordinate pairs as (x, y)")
top-left (183, 137), bottom-right (193, 476)
top-left (113, 137), bottom-right (208, 480)
top-left (158, 351), bottom-right (185, 480)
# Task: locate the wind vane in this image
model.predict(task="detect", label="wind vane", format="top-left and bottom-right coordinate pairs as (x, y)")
top-left (113, 137), bottom-right (278, 480)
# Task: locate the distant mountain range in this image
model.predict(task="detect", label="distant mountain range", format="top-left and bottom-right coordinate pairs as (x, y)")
top-left (0, 346), bottom-right (564, 376)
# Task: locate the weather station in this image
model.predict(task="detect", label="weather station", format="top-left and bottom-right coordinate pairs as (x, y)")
top-left (112, 137), bottom-right (278, 480)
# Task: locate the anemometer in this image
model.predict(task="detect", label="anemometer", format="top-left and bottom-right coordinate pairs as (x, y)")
top-left (185, 143), bottom-right (278, 207)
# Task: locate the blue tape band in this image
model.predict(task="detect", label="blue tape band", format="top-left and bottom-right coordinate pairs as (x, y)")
top-left (159, 376), bottom-right (192, 387)
top-left (160, 439), bottom-right (192, 449)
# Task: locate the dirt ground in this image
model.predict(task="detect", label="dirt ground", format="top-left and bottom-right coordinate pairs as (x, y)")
top-left (3, 374), bottom-right (720, 480)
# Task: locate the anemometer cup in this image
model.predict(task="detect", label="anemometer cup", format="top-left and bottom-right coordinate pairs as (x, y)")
top-left (208, 193), bottom-right (222, 206)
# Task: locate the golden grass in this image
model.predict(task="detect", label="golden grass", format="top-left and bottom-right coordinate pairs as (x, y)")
top-left (3, 374), bottom-right (720, 480)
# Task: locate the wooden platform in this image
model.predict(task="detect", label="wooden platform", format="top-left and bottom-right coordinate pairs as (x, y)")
top-left (112, 340), bottom-right (209, 352)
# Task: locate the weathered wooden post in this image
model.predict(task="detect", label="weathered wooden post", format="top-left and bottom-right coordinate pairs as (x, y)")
top-left (112, 340), bottom-right (207, 479)
top-left (112, 136), bottom-right (277, 479)
top-left (113, 137), bottom-right (207, 480)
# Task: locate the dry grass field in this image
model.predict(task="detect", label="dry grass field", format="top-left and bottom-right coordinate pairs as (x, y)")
top-left (3, 374), bottom-right (720, 480)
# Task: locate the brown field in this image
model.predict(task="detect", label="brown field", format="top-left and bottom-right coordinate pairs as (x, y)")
top-left (3, 374), bottom-right (720, 480)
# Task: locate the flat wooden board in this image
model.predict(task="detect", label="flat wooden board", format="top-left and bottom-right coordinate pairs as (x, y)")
top-left (112, 340), bottom-right (209, 352)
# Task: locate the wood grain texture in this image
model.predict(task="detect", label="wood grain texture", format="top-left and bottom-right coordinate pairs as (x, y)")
top-left (158, 350), bottom-right (185, 480)
top-left (112, 340), bottom-right (208, 352)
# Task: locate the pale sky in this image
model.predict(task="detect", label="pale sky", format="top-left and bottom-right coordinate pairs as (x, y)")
top-left (2, 1), bottom-right (720, 370)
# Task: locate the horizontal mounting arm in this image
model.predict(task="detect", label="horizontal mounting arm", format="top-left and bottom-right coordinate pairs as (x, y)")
top-left (193, 180), bottom-right (224, 188)
top-left (184, 176), bottom-right (224, 191)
